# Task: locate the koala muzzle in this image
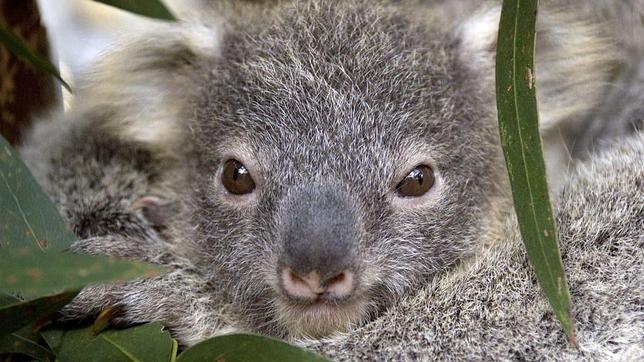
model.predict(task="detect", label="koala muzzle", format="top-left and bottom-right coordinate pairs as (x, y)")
top-left (279, 184), bottom-right (361, 301)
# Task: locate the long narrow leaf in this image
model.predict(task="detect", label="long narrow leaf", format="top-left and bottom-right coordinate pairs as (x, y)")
top-left (0, 25), bottom-right (71, 91)
top-left (42, 322), bottom-right (174, 362)
top-left (0, 330), bottom-right (54, 361)
top-left (0, 247), bottom-right (164, 298)
top-left (0, 134), bottom-right (75, 252)
top-left (177, 334), bottom-right (330, 362)
top-left (0, 294), bottom-right (57, 361)
top-left (495, 0), bottom-right (575, 343)
top-left (0, 134), bottom-right (165, 298)
top-left (93, 0), bottom-right (176, 21)
top-left (0, 291), bottom-right (79, 335)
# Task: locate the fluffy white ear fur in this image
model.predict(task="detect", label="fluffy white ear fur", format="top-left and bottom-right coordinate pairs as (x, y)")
top-left (457, 5), bottom-right (500, 78)
top-left (73, 22), bottom-right (222, 158)
top-left (457, 3), bottom-right (618, 132)
top-left (456, 2), bottom-right (621, 189)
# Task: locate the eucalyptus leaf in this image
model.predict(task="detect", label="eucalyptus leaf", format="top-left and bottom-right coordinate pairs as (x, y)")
top-left (0, 247), bottom-right (164, 298)
top-left (0, 327), bottom-right (55, 361)
top-left (177, 333), bottom-right (330, 362)
top-left (0, 134), bottom-right (76, 252)
top-left (42, 322), bottom-right (174, 362)
top-left (495, 0), bottom-right (575, 343)
top-left (0, 290), bottom-right (78, 335)
top-left (0, 25), bottom-right (71, 91)
top-left (0, 135), bottom-right (166, 298)
top-left (93, 0), bottom-right (176, 21)
top-left (0, 294), bottom-right (55, 361)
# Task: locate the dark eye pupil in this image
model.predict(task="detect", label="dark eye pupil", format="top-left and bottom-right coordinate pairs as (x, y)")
top-left (222, 160), bottom-right (256, 195)
top-left (396, 165), bottom-right (435, 197)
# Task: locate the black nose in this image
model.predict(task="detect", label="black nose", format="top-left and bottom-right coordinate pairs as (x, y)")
top-left (279, 184), bottom-right (360, 289)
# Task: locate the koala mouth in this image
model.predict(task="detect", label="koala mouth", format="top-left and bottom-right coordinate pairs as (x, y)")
top-left (272, 268), bottom-right (368, 337)
top-left (276, 295), bottom-right (369, 338)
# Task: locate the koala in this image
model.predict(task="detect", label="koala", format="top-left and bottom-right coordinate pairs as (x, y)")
top-left (18, 0), bottom-right (643, 358)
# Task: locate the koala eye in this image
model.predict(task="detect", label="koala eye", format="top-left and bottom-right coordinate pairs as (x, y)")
top-left (395, 165), bottom-right (435, 197)
top-left (221, 159), bottom-right (256, 195)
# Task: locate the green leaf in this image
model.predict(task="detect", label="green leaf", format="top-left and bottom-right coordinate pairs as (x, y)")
top-left (495, 0), bottom-right (575, 343)
top-left (42, 322), bottom-right (174, 362)
top-left (0, 135), bottom-right (76, 252)
top-left (177, 334), bottom-right (330, 362)
top-left (0, 294), bottom-right (55, 361)
top-left (0, 247), bottom-right (164, 298)
top-left (0, 25), bottom-right (71, 92)
top-left (0, 290), bottom-right (79, 335)
top-left (93, 0), bottom-right (176, 21)
top-left (169, 339), bottom-right (178, 362)
top-left (0, 326), bottom-right (55, 361)
top-left (0, 135), bottom-right (166, 297)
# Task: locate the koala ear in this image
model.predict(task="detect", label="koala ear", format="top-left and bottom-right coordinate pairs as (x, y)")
top-left (455, 5), bottom-right (500, 81)
top-left (456, 4), bottom-right (618, 132)
top-left (74, 22), bottom-right (223, 159)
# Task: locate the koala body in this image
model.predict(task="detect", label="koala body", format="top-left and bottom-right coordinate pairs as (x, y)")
top-left (19, 0), bottom-right (643, 358)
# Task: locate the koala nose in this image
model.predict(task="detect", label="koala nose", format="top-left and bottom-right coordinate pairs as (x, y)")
top-left (281, 269), bottom-right (355, 299)
top-left (278, 184), bottom-right (361, 300)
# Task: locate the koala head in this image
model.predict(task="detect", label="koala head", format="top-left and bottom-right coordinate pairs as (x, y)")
top-left (94, 0), bottom-right (612, 339)
top-left (186, 1), bottom-right (502, 337)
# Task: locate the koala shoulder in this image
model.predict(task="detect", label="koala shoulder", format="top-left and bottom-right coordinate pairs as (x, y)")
top-left (308, 131), bottom-right (644, 360)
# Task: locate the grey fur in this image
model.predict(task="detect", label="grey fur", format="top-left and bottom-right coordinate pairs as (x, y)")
top-left (307, 131), bottom-right (644, 360)
top-left (18, 0), bottom-right (644, 358)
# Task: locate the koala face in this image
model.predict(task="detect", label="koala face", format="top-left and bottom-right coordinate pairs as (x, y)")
top-left (189, 1), bottom-right (501, 337)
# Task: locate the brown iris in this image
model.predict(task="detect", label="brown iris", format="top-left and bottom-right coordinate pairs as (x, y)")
top-left (221, 160), bottom-right (256, 195)
top-left (396, 165), bottom-right (435, 197)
